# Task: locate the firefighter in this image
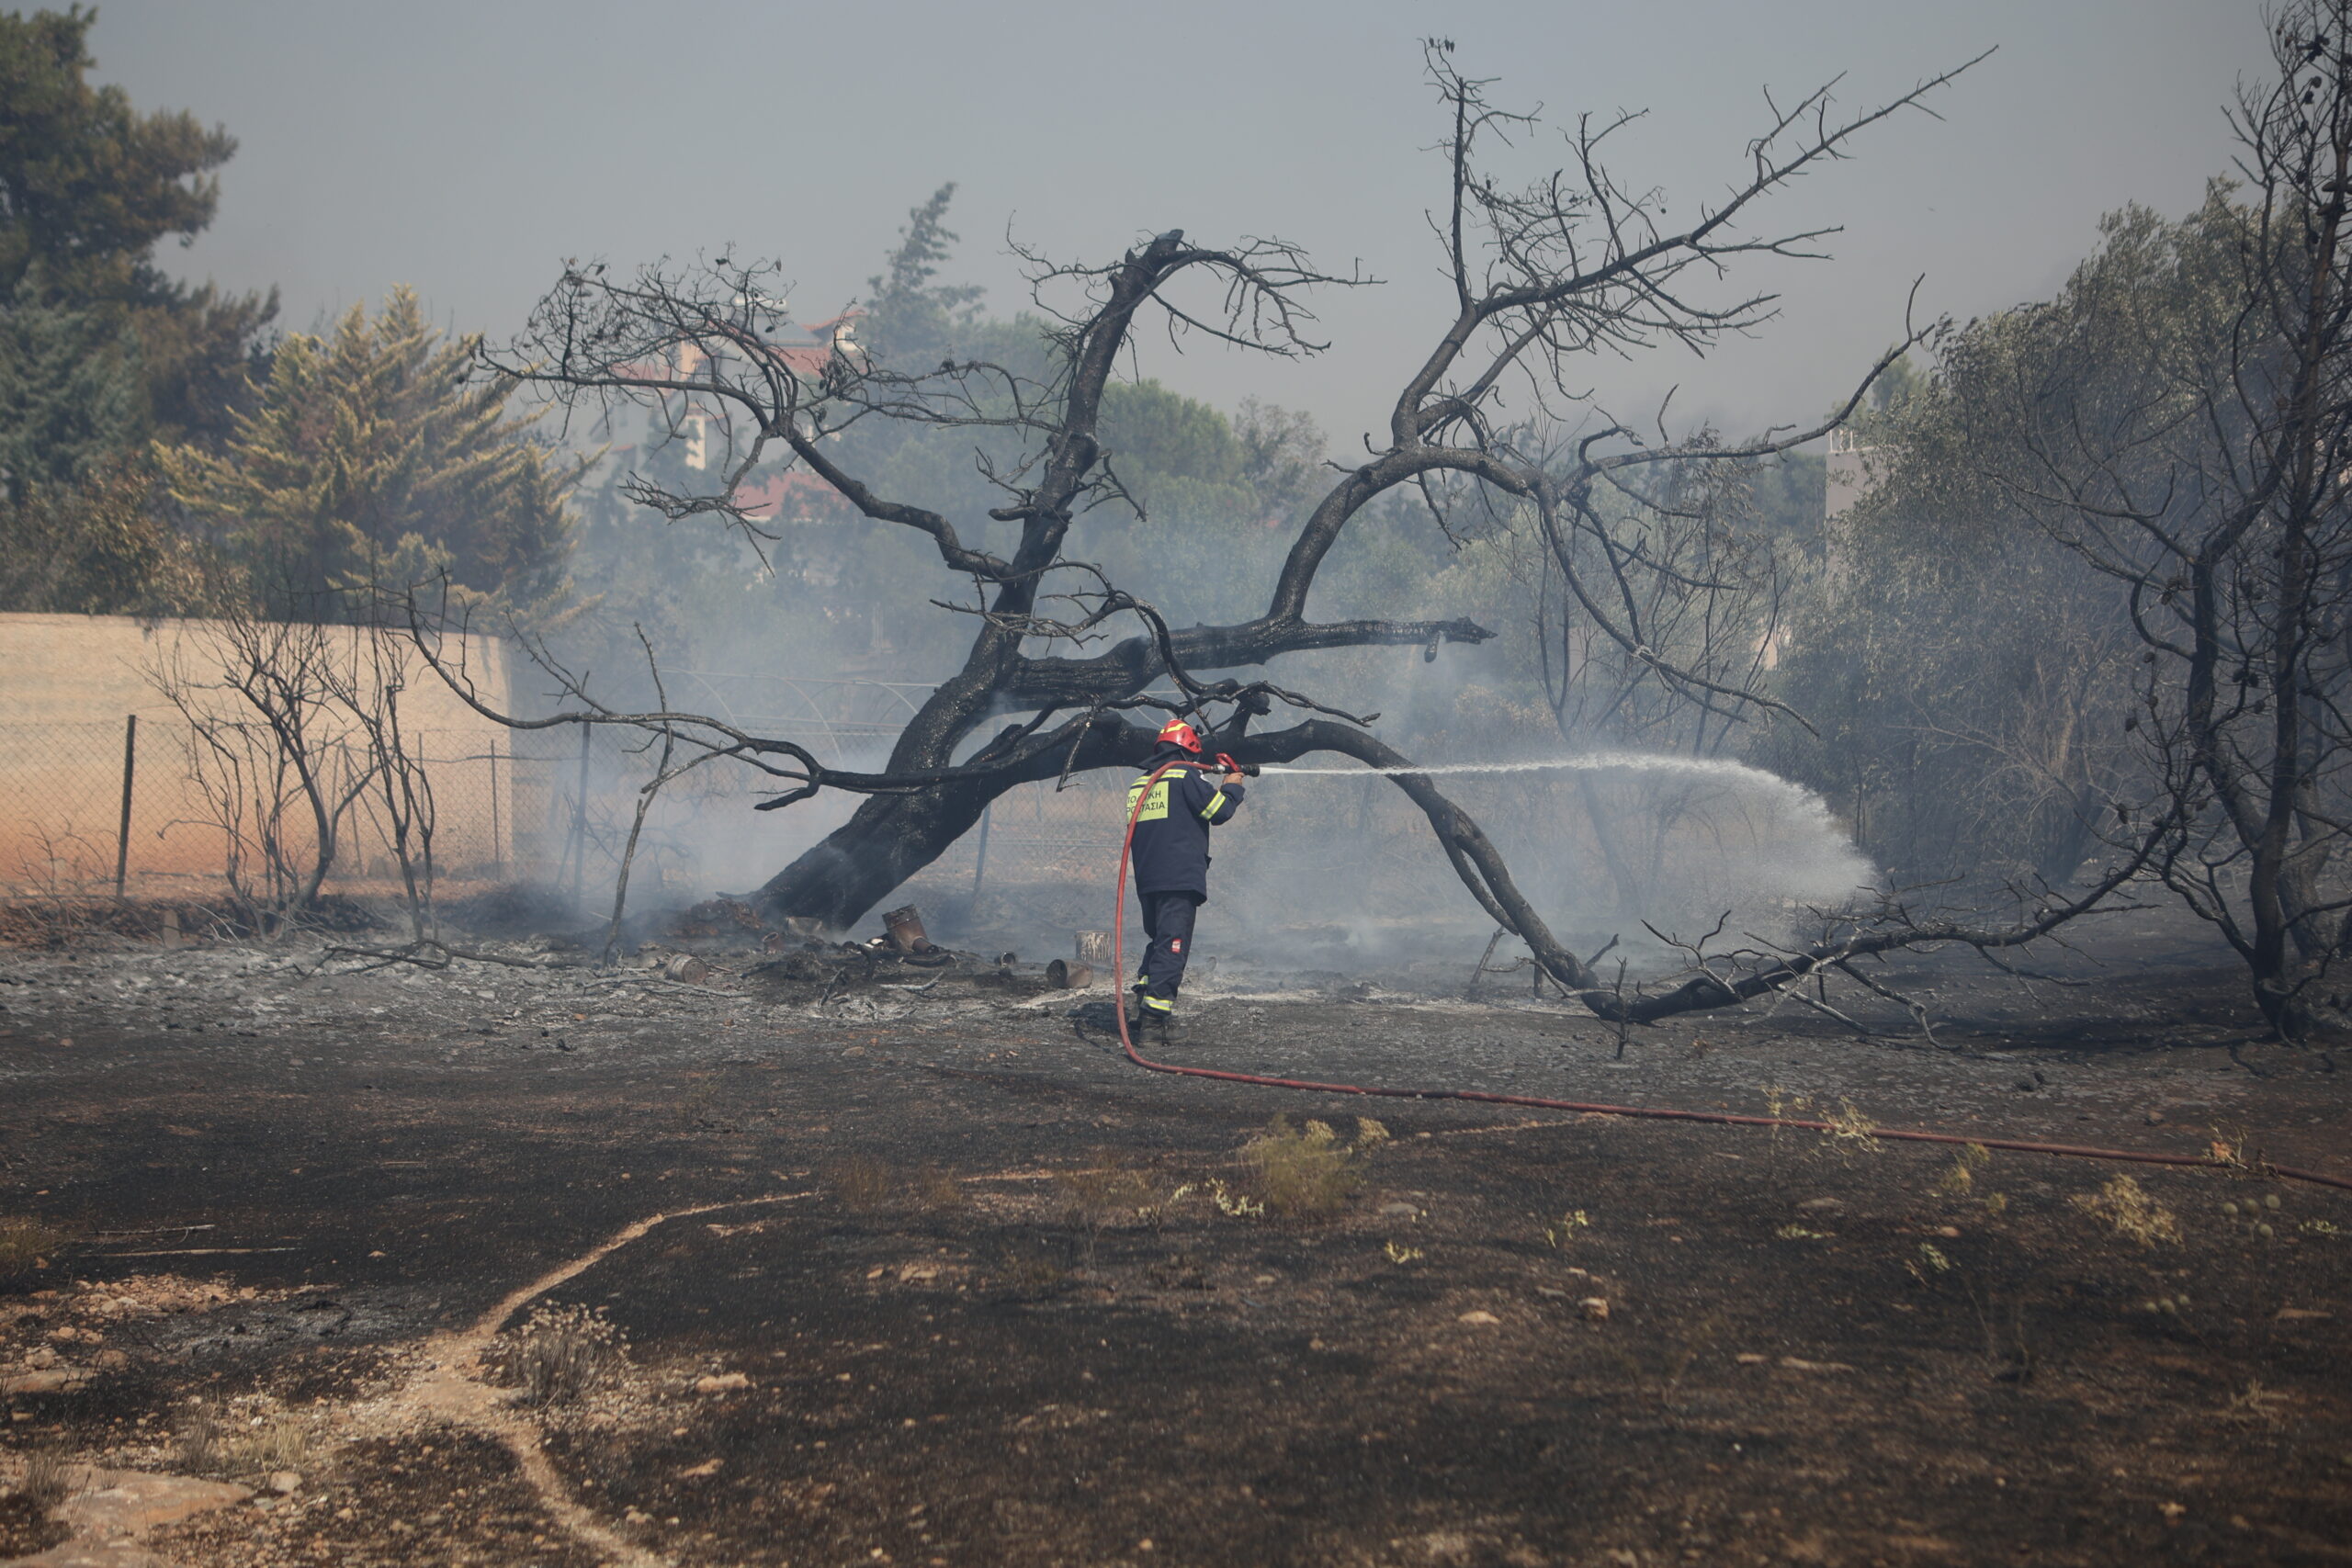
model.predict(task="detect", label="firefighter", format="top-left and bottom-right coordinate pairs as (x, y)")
top-left (1126, 716), bottom-right (1244, 1038)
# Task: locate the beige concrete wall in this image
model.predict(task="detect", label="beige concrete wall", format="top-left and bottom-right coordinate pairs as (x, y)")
top-left (0, 613), bottom-right (520, 895)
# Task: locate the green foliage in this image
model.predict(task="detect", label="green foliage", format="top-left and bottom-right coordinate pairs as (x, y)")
top-left (860, 182), bottom-right (987, 368)
top-left (1102, 378), bottom-right (1241, 498)
top-left (1755, 199), bottom-right (2247, 886)
top-left (159, 287), bottom-right (581, 615)
top-left (0, 6), bottom-right (231, 300)
top-left (0, 456), bottom-right (230, 615)
top-left (0, 288), bottom-right (141, 489)
top-left (1240, 1115), bottom-right (1388, 1219)
top-left (0, 8), bottom-right (275, 613)
top-left (0, 6), bottom-right (274, 470)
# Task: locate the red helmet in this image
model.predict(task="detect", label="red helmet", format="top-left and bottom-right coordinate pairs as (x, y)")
top-left (1156, 717), bottom-right (1203, 754)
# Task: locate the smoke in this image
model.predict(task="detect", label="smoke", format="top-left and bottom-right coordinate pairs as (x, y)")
top-left (519, 252), bottom-right (1880, 977)
top-left (1205, 750), bottom-right (1876, 978)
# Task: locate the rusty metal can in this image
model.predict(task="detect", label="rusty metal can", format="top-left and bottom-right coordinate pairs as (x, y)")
top-left (883, 904), bottom-right (929, 953)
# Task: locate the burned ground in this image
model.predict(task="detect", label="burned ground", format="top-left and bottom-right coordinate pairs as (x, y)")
top-left (0, 911), bottom-right (2347, 1567)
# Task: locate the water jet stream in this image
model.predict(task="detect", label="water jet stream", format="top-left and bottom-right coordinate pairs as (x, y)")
top-left (1256, 751), bottom-right (1789, 785)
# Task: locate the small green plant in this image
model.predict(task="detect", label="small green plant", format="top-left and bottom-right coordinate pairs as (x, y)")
top-left (501, 1302), bottom-right (630, 1405)
top-left (1384, 1239), bottom-right (1423, 1264)
top-left (1202, 1179), bottom-right (1265, 1220)
top-left (1905, 1241), bottom-right (1953, 1284)
top-left (2070, 1175), bottom-right (2182, 1248)
top-left (1820, 1099), bottom-right (1883, 1162)
top-left (2301, 1217), bottom-right (2343, 1237)
top-left (1240, 1116), bottom-right (1388, 1220)
top-left (1774, 1224), bottom-right (1833, 1241)
top-left (1543, 1210), bottom-right (1590, 1249)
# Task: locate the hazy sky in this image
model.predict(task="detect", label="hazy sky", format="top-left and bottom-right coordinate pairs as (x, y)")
top-left (96, 0), bottom-right (2264, 451)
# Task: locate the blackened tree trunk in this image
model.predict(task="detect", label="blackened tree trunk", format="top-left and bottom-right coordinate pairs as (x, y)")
top-left (768, 785), bottom-right (997, 931)
top-left (468, 40), bottom-right (2008, 1020)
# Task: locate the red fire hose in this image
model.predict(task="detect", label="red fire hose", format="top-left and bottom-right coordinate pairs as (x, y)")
top-left (1110, 760), bottom-right (2352, 1193)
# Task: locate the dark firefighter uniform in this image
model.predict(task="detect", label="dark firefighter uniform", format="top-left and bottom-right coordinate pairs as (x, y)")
top-left (1127, 732), bottom-right (1243, 1030)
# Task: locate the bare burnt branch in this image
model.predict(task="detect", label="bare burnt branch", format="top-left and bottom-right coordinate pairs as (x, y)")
top-left (437, 45), bottom-right (1994, 963)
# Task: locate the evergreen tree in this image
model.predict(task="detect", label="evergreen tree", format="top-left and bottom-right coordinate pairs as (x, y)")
top-left (860, 183), bottom-right (986, 368)
top-left (0, 6), bottom-right (275, 487)
top-left (158, 288), bottom-right (582, 616)
top-left (0, 454), bottom-right (223, 614)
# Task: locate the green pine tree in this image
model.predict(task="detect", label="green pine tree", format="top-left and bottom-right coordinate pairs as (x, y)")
top-left (158, 287), bottom-right (583, 617)
top-left (0, 6), bottom-right (275, 484)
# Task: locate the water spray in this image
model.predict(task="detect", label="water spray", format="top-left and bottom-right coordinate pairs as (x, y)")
top-left (1256, 750), bottom-right (1788, 783)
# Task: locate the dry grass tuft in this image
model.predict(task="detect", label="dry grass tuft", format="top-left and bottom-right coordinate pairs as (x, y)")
top-left (1058, 1156), bottom-right (1153, 1226)
top-left (1241, 1117), bottom-right (1388, 1220)
top-left (0, 1215), bottom-right (66, 1273)
top-left (237, 1413), bottom-right (311, 1475)
top-left (915, 1166), bottom-right (966, 1212)
top-left (17, 1448), bottom-right (73, 1506)
top-left (998, 1242), bottom-right (1069, 1292)
top-left (494, 1302), bottom-right (632, 1405)
top-left (1931, 1143), bottom-right (1991, 1197)
top-left (825, 1155), bottom-right (898, 1213)
top-left (1059, 1154), bottom-right (1154, 1267)
top-left (175, 1401), bottom-right (224, 1474)
top-left (2071, 1175), bottom-right (2182, 1248)
top-left (172, 1400), bottom-right (315, 1479)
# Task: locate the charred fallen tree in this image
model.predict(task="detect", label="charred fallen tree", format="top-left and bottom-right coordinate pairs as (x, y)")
top-left (421, 43), bottom-right (2033, 1021)
top-left (403, 620), bottom-right (2171, 1025)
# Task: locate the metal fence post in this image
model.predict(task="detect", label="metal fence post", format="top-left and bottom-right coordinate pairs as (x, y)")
top-left (570, 724), bottom-right (590, 901)
top-left (113, 713), bottom-right (137, 898)
top-left (487, 739), bottom-right (503, 882)
top-left (972, 801), bottom-right (992, 900)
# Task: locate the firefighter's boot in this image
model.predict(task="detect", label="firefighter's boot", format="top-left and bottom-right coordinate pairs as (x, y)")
top-left (1134, 987), bottom-right (1177, 1043)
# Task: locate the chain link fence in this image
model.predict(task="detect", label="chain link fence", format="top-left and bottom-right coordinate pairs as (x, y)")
top-left (0, 715), bottom-right (526, 899)
top-left (0, 708), bottom-right (1137, 918)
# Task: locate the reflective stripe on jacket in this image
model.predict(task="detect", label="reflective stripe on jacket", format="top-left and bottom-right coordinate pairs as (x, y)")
top-left (1126, 759), bottom-right (1242, 898)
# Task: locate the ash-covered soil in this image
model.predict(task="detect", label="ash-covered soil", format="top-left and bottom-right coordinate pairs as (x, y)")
top-left (1, 901), bottom-right (2348, 1567)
